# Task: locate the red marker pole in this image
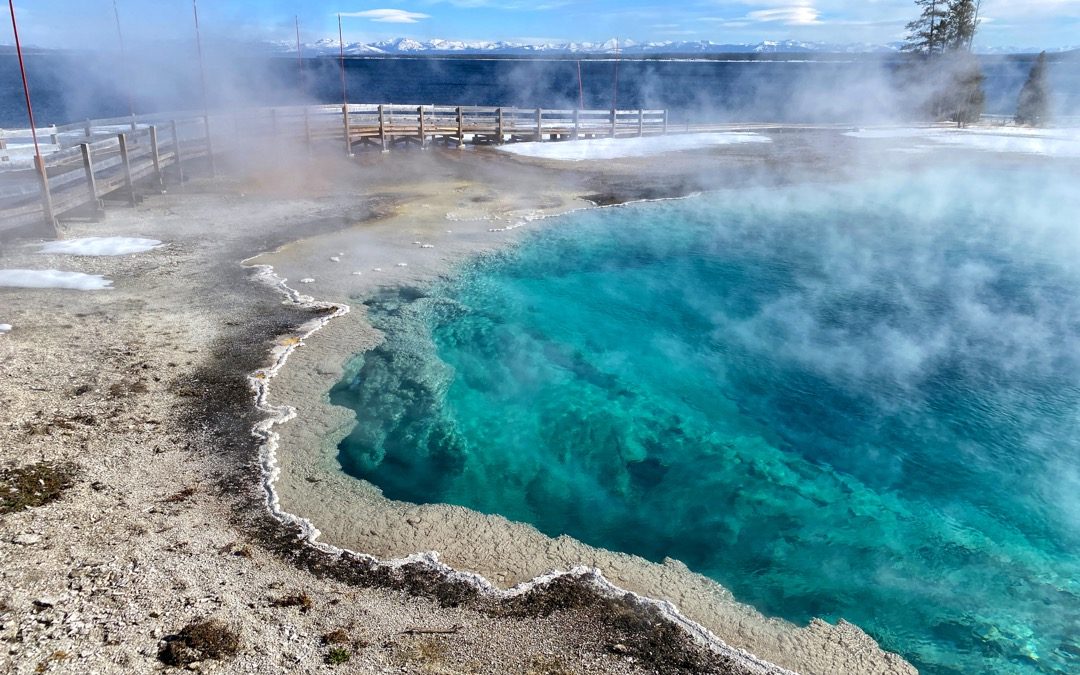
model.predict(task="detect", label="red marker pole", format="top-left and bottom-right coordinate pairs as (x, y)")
top-left (295, 16), bottom-right (303, 72)
top-left (8, 0), bottom-right (55, 229)
top-left (339, 14), bottom-right (351, 156)
top-left (612, 37), bottom-right (620, 111)
top-left (112, 0), bottom-right (135, 119)
top-left (192, 0), bottom-right (215, 175)
top-left (577, 60), bottom-right (584, 109)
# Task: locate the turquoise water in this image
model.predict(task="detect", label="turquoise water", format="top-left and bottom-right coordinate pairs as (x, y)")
top-left (332, 166), bottom-right (1080, 675)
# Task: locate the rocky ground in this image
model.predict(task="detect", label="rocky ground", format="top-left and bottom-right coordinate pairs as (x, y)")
top-left (0, 148), bottom-right (807, 675)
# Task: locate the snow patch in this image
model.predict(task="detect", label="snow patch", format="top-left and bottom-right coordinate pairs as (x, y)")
top-left (498, 132), bottom-right (771, 161)
top-left (845, 126), bottom-right (1080, 158)
top-left (0, 324), bottom-right (11, 333)
top-left (39, 236), bottom-right (162, 256)
top-left (0, 269), bottom-right (112, 290)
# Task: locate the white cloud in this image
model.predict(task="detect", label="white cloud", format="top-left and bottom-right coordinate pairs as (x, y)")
top-left (748, 6), bottom-right (821, 25)
top-left (340, 9), bottom-right (431, 24)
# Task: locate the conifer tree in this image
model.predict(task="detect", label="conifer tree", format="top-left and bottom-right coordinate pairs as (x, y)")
top-left (903, 0), bottom-right (985, 125)
top-left (904, 0), bottom-right (950, 55)
top-left (1016, 52), bottom-right (1051, 126)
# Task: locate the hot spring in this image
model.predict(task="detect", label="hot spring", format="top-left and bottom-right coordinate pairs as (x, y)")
top-left (330, 163), bottom-right (1080, 675)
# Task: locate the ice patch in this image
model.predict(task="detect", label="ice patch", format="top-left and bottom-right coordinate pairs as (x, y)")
top-left (0, 269), bottom-right (112, 290)
top-left (40, 237), bottom-right (162, 256)
top-left (498, 132), bottom-right (771, 161)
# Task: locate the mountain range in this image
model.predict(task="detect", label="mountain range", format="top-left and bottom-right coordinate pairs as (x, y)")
top-left (266, 37), bottom-right (1076, 57)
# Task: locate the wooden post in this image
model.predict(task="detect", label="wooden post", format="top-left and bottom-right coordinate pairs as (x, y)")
top-left (130, 114), bottom-right (137, 131)
top-left (170, 119), bottom-right (185, 183)
top-left (573, 109), bottom-right (580, 140)
top-left (342, 104), bottom-right (352, 156)
top-left (148, 125), bottom-right (164, 191)
top-left (203, 114), bottom-right (216, 177)
top-left (84, 119), bottom-right (92, 138)
top-left (34, 155), bottom-right (56, 231)
top-left (79, 143), bottom-right (102, 217)
top-left (417, 105), bottom-right (426, 148)
top-left (378, 105), bottom-right (388, 152)
top-left (535, 108), bottom-right (543, 142)
top-left (0, 130), bottom-right (6, 151)
top-left (610, 109), bottom-right (617, 138)
top-left (638, 110), bottom-right (644, 137)
top-left (49, 125), bottom-right (59, 146)
top-left (496, 107), bottom-right (504, 145)
top-left (117, 133), bottom-right (136, 206)
top-left (662, 110), bottom-right (668, 135)
top-left (303, 107), bottom-right (312, 149)
top-left (456, 107), bottom-right (464, 149)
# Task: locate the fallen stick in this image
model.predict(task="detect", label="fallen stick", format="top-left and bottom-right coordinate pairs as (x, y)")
top-left (401, 624), bottom-right (463, 636)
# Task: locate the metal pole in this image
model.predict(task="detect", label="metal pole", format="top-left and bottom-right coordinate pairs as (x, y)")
top-left (577, 60), bottom-right (584, 110)
top-left (192, 0), bottom-right (215, 175)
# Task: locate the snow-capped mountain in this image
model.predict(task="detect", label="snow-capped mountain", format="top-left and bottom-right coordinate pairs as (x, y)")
top-left (265, 37), bottom-right (1076, 57)
top-left (273, 38), bottom-right (900, 56)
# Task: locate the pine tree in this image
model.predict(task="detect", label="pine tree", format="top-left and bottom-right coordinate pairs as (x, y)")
top-left (902, 0), bottom-right (985, 125)
top-left (945, 0), bottom-right (980, 50)
top-left (904, 0), bottom-right (950, 55)
top-left (1016, 52), bottom-right (1050, 126)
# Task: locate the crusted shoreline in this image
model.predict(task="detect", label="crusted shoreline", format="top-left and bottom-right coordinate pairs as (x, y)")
top-left (245, 255), bottom-right (800, 675)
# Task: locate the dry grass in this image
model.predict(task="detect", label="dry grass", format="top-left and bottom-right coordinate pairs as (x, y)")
top-left (272, 592), bottom-right (313, 613)
top-left (0, 461), bottom-right (77, 515)
top-left (158, 619), bottom-right (240, 666)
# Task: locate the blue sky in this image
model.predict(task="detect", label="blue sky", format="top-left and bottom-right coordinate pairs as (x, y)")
top-left (4, 1), bottom-right (1079, 49)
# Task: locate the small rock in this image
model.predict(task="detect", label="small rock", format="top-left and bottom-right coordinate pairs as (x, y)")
top-left (396, 262), bottom-right (408, 268)
top-left (299, 278), bottom-right (315, 284)
top-left (33, 596), bottom-right (60, 609)
top-left (12, 533), bottom-right (42, 545)
top-left (406, 517), bottom-right (421, 526)
top-left (329, 256), bottom-right (341, 263)
top-left (351, 271), bottom-right (363, 276)
top-left (609, 643), bottom-right (631, 655)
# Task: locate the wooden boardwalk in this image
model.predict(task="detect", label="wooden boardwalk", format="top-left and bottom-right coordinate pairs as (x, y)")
top-left (0, 104), bottom-right (681, 235)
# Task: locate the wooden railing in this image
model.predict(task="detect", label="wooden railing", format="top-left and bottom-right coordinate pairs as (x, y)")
top-left (0, 104), bottom-right (669, 234)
